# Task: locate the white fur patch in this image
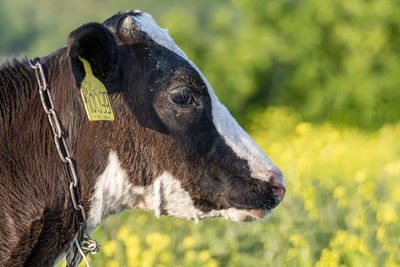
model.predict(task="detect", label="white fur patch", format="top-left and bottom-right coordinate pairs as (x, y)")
top-left (130, 12), bottom-right (283, 183)
top-left (151, 172), bottom-right (202, 221)
top-left (153, 178), bottom-right (162, 218)
top-left (87, 151), bottom-right (134, 230)
top-left (87, 152), bottom-right (203, 229)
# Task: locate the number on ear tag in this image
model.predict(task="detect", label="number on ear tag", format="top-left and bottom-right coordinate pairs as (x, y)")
top-left (79, 57), bottom-right (115, 121)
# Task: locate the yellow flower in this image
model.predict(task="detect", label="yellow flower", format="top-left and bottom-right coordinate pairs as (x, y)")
top-left (296, 122), bottom-right (312, 136)
top-left (353, 239), bottom-right (369, 255)
top-left (106, 260), bottom-right (119, 267)
top-left (304, 199), bottom-right (319, 219)
top-left (125, 234), bottom-right (141, 266)
top-left (330, 231), bottom-right (347, 247)
top-left (384, 161), bottom-right (400, 177)
top-left (199, 250), bottom-right (211, 262)
top-left (376, 227), bottom-right (386, 243)
top-left (315, 249), bottom-right (339, 267)
top-left (287, 248), bottom-right (297, 260)
top-left (390, 185), bottom-right (400, 202)
top-left (142, 250), bottom-right (156, 267)
top-left (377, 203), bottom-right (398, 224)
top-left (183, 236), bottom-right (195, 249)
top-left (117, 226), bottom-right (130, 241)
top-left (333, 186), bottom-right (345, 199)
top-left (289, 234), bottom-right (307, 246)
top-left (351, 217), bottom-right (364, 228)
top-left (355, 169), bottom-right (366, 183)
top-left (202, 259), bottom-right (218, 267)
top-left (146, 233), bottom-right (171, 253)
top-left (103, 240), bottom-right (118, 258)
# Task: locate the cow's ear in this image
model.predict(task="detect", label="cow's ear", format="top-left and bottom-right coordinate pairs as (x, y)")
top-left (67, 23), bottom-right (118, 89)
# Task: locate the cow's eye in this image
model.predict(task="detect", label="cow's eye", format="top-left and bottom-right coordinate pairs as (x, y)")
top-left (170, 89), bottom-right (195, 106)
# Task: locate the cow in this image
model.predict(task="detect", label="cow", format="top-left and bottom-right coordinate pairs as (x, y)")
top-left (0, 10), bottom-right (285, 266)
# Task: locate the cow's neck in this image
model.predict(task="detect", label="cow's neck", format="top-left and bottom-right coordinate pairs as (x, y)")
top-left (0, 50), bottom-right (103, 265)
top-left (0, 59), bottom-right (38, 133)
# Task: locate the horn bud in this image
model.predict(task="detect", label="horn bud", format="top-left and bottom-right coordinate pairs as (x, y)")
top-left (118, 15), bottom-right (137, 42)
top-left (122, 15), bottom-right (136, 31)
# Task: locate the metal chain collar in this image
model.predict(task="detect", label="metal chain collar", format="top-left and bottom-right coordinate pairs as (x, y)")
top-left (28, 57), bottom-right (100, 267)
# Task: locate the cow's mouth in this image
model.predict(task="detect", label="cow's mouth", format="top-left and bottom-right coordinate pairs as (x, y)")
top-left (215, 174), bottom-right (284, 222)
top-left (241, 209), bottom-right (271, 222)
top-left (221, 198), bottom-right (279, 222)
top-left (248, 208), bottom-right (270, 218)
top-left (220, 207), bottom-right (271, 222)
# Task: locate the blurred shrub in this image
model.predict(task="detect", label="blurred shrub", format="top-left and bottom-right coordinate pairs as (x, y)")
top-left (56, 107), bottom-right (400, 267)
top-left (161, 0), bottom-right (400, 129)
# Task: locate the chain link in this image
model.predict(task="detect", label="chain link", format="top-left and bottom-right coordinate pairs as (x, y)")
top-left (28, 57), bottom-right (100, 267)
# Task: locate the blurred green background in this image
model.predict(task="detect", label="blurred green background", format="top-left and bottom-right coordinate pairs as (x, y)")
top-left (2, 0), bottom-right (400, 266)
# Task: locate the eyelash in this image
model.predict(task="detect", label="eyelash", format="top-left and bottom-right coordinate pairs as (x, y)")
top-left (170, 89), bottom-right (196, 106)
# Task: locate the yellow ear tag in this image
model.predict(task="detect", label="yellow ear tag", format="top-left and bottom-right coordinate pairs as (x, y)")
top-left (79, 57), bottom-right (114, 121)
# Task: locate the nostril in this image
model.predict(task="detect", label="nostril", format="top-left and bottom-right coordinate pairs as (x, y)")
top-left (269, 170), bottom-right (286, 202)
top-left (271, 184), bottom-right (285, 202)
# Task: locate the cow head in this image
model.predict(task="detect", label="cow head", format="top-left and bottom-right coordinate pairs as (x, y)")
top-left (66, 10), bottom-right (285, 230)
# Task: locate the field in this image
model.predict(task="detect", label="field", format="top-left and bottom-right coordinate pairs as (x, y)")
top-left (57, 107), bottom-right (400, 267)
top-left (2, 0), bottom-right (400, 266)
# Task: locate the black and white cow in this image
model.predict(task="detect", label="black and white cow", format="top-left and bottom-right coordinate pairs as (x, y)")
top-left (0, 10), bottom-right (285, 266)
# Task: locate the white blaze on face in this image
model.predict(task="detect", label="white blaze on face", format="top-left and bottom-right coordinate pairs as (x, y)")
top-left (131, 12), bottom-right (283, 182)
